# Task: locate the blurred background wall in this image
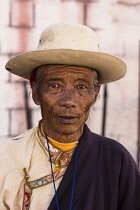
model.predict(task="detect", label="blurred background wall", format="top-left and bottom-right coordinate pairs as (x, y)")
top-left (0, 0), bottom-right (140, 166)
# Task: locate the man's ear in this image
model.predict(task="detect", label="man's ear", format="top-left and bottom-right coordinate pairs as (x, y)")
top-left (91, 84), bottom-right (101, 106)
top-left (31, 82), bottom-right (40, 105)
top-left (91, 98), bottom-right (97, 106)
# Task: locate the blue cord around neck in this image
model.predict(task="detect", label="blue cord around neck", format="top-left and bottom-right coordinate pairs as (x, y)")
top-left (70, 145), bottom-right (78, 210)
top-left (46, 135), bottom-right (79, 210)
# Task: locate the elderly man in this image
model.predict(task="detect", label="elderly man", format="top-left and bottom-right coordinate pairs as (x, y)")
top-left (0, 24), bottom-right (140, 210)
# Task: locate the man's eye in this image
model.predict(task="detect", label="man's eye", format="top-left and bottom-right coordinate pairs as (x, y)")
top-left (50, 84), bottom-right (59, 88)
top-left (77, 85), bottom-right (87, 89)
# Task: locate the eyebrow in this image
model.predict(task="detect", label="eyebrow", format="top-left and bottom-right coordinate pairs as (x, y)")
top-left (43, 72), bottom-right (97, 87)
top-left (74, 78), bottom-right (92, 83)
top-left (44, 76), bottom-right (93, 84)
top-left (44, 77), bottom-right (64, 82)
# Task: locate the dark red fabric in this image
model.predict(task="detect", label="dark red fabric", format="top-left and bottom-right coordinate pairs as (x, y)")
top-left (30, 68), bottom-right (37, 84)
top-left (48, 124), bottom-right (140, 210)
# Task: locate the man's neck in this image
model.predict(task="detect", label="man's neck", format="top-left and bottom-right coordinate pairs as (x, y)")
top-left (42, 121), bottom-right (83, 143)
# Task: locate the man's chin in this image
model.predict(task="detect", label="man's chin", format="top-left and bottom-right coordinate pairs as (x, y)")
top-left (55, 124), bottom-right (84, 136)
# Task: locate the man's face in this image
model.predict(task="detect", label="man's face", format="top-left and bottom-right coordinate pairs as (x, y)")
top-left (32, 65), bottom-right (99, 141)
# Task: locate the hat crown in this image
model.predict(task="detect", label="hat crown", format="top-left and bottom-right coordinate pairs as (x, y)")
top-left (37, 24), bottom-right (99, 52)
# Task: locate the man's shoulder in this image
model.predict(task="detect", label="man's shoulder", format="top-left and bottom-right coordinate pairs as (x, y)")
top-left (0, 127), bottom-right (37, 157)
top-left (12, 126), bottom-right (37, 141)
top-left (0, 127), bottom-right (38, 174)
top-left (89, 131), bottom-right (139, 174)
top-left (85, 125), bottom-right (129, 155)
top-left (91, 131), bottom-right (132, 158)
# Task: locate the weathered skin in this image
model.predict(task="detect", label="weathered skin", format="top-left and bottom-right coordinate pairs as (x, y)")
top-left (32, 65), bottom-right (100, 143)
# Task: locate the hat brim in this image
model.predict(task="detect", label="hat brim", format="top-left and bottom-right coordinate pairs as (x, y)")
top-left (5, 49), bottom-right (127, 84)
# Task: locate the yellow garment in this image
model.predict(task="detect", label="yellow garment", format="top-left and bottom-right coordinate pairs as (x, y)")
top-left (48, 137), bottom-right (78, 151)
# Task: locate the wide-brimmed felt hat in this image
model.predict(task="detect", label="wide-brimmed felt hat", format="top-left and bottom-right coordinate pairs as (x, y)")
top-left (5, 23), bottom-right (127, 84)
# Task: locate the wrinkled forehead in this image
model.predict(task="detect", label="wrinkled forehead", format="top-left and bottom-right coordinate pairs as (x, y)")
top-left (35, 64), bottom-right (98, 81)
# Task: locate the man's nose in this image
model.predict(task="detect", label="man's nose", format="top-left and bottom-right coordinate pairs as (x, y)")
top-left (58, 89), bottom-right (77, 108)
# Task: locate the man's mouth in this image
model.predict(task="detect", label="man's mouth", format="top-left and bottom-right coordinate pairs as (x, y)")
top-left (58, 116), bottom-right (78, 123)
top-left (60, 116), bottom-right (75, 119)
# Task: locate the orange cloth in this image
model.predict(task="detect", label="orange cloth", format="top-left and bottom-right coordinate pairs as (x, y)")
top-left (48, 137), bottom-right (78, 151)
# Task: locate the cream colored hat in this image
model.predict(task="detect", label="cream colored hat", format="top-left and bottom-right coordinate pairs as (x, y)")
top-left (5, 23), bottom-right (127, 84)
